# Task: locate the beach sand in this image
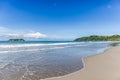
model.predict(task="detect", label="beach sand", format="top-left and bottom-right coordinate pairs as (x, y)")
top-left (43, 46), bottom-right (120, 80)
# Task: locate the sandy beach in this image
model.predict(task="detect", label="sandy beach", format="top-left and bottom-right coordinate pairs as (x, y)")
top-left (44, 46), bottom-right (120, 80)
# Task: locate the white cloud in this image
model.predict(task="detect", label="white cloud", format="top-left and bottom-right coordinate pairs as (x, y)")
top-left (0, 27), bottom-right (47, 39)
top-left (7, 33), bottom-right (21, 37)
top-left (1, 32), bottom-right (47, 39)
top-left (24, 32), bottom-right (47, 39)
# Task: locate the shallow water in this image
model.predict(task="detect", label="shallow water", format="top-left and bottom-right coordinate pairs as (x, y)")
top-left (0, 41), bottom-right (110, 80)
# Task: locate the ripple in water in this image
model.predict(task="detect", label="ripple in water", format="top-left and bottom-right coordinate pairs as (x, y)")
top-left (0, 42), bottom-right (110, 80)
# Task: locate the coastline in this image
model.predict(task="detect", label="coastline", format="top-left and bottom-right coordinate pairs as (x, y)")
top-left (43, 46), bottom-right (120, 80)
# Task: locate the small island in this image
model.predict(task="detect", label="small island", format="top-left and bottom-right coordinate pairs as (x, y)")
top-left (8, 39), bottom-right (25, 42)
top-left (75, 35), bottom-right (120, 41)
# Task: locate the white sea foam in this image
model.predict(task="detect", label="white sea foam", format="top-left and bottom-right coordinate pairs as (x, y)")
top-left (0, 49), bottom-right (41, 53)
top-left (0, 44), bottom-right (44, 48)
top-left (0, 62), bottom-right (11, 70)
top-left (0, 42), bottom-right (85, 48)
top-left (0, 42), bottom-right (90, 53)
top-left (0, 45), bottom-right (74, 54)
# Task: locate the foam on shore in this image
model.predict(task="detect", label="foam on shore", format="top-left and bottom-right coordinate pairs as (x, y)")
top-left (43, 46), bottom-right (120, 80)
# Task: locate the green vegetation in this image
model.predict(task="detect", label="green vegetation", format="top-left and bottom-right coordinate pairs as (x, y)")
top-left (8, 39), bottom-right (25, 42)
top-left (75, 35), bottom-right (120, 41)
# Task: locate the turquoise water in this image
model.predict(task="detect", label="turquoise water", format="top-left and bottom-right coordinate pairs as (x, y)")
top-left (0, 41), bottom-right (111, 80)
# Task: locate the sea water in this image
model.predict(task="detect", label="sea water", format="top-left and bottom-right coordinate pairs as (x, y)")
top-left (0, 41), bottom-right (111, 80)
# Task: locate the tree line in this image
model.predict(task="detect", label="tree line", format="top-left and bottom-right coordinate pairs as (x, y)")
top-left (75, 35), bottom-right (120, 41)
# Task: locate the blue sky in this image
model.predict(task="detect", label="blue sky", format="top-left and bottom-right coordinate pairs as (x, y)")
top-left (0, 0), bottom-right (120, 40)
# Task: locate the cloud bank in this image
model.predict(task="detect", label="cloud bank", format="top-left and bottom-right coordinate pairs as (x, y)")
top-left (0, 27), bottom-right (47, 39)
top-left (24, 32), bottom-right (47, 39)
top-left (2, 32), bottom-right (47, 39)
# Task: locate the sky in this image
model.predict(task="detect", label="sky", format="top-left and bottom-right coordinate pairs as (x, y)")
top-left (0, 0), bottom-right (120, 40)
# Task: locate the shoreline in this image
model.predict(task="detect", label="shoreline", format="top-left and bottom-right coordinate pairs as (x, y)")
top-left (43, 46), bottom-right (120, 80)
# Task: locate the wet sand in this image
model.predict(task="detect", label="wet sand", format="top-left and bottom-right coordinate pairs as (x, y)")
top-left (43, 46), bottom-right (120, 80)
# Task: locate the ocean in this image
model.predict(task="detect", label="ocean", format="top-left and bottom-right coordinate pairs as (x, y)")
top-left (0, 41), bottom-right (111, 80)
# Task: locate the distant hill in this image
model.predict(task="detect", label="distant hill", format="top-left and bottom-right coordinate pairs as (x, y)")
top-left (75, 35), bottom-right (120, 41)
top-left (8, 39), bottom-right (25, 42)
